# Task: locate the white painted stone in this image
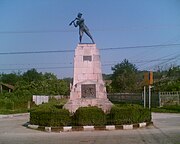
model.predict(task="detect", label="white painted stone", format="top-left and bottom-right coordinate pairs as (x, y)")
top-left (83, 126), bottom-right (94, 131)
top-left (139, 122), bottom-right (146, 127)
top-left (45, 127), bottom-right (51, 132)
top-left (123, 125), bottom-right (133, 130)
top-left (28, 125), bottom-right (39, 129)
top-left (106, 125), bottom-right (115, 130)
top-left (63, 126), bottom-right (72, 132)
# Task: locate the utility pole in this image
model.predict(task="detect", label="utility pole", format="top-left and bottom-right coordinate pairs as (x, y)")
top-left (144, 86), bottom-right (146, 108)
top-left (149, 85), bottom-right (151, 109)
top-left (143, 71), bottom-right (153, 109)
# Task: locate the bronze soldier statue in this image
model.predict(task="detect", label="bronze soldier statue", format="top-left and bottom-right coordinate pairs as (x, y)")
top-left (69, 13), bottom-right (95, 43)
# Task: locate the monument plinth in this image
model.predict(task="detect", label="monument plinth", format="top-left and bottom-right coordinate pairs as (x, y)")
top-left (63, 44), bottom-right (112, 113)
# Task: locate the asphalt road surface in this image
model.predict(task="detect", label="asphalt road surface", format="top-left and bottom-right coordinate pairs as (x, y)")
top-left (0, 113), bottom-right (180, 144)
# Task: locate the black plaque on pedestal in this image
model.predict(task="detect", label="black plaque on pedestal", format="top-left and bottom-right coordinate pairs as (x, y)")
top-left (81, 84), bottom-right (96, 98)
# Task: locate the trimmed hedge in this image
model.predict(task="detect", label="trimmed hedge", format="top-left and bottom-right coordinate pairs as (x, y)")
top-left (72, 106), bottom-right (106, 126)
top-left (30, 104), bottom-right (151, 127)
top-left (108, 104), bottom-right (151, 125)
top-left (30, 104), bottom-right (71, 127)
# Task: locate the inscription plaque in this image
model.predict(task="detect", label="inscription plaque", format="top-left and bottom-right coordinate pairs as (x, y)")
top-left (83, 56), bottom-right (92, 61)
top-left (81, 84), bottom-right (96, 98)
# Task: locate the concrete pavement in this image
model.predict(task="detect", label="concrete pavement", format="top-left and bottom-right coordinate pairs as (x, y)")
top-left (0, 113), bottom-right (179, 144)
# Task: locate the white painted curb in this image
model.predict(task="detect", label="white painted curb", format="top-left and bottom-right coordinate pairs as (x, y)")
top-left (106, 125), bottom-right (115, 130)
top-left (123, 124), bottom-right (133, 130)
top-left (63, 126), bottom-right (72, 132)
top-left (27, 122), bottom-right (151, 132)
top-left (45, 127), bottom-right (51, 132)
top-left (28, 124), bottom-right (39, 129)
top-left (139, 122), bottom-right (146, 128)
top-left (83, 126), bottom-right (94, 131)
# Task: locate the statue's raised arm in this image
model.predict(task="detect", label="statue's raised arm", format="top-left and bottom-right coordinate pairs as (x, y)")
top-left (69, 13), bottom-right (95, 44)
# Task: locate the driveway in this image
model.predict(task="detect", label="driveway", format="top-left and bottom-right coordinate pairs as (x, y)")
top-left (0, 113), bottom-right (179, 144)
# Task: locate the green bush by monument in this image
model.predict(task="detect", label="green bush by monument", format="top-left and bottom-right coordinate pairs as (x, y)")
top-left (30, 103), bottom-right (151, 127)
top-left (108, 104), bottom-right (151, 125)
top-left (72, 106), bottom-right (106, 126)
top-left (30, 104), bottom-right (71, 127)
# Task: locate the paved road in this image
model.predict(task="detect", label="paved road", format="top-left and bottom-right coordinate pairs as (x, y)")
top-left (0, 113), bottom-right (180, 144)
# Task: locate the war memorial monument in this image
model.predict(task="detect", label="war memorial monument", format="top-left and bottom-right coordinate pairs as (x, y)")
top-left (64, 13), bottom-right (113, 113)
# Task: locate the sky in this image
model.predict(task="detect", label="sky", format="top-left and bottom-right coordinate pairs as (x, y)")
top-left (0, 0), bottom-right (180, 78)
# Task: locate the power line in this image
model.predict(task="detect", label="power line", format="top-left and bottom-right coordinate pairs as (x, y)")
top-left (140, 55), bottom-right (180, 71)
top-left (101, 43), bottom-right (180, 50)
top-left (0, 29), bottom-right (75, 34)
top-left (0, 49), bottom-right (74, 55)
top-left (0, 66), bottom-right (73, 71)
top-left (1, 56), bottom-right (179, 71)
top-left (0, 43), bottom-right (180, 55)
top-left (1, 24), bottom-right (180, 34)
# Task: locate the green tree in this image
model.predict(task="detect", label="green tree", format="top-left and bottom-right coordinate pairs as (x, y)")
top-left (111, 59), bottom-right (138, 92)
top-left (58, 80), bottom-right (70, 95)
top-left (153, 66), bottom-right (180, 91)
top-left (0, 72), bottom-right (22, 85)
top-left (43, 72), bottom-right (57, 80)
top-left (167, 66), bottom-right (180, 79)
top-left (22, 68), bottom-right (43, 83)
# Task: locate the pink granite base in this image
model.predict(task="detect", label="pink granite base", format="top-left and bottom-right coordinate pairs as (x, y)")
top-left (63, 44), bottom-right (113, 113)
top-left (64, 98), bottom-right (113, 113)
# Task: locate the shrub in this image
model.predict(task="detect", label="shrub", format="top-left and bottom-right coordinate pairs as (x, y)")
top-left (30, 104), bottom-right (71, 126)
top-left (30, 104), bottom-right (151, 127)
top-left (108, 106), bottom-right (131, 125)
top-left (50, 109), bottom-right (71, 126)
top-left (30, 105), bottom-right (52, 126)
top-left (0, 98), bottom-right (14, 110)
top-left (137, 107), bottom-right (151, 122)
top-left (73, 106), bottom-right (106, 126)
top-left (108, 104), bottom-right (151, 125)
top-left (0, 99), bottom-right (6, 109)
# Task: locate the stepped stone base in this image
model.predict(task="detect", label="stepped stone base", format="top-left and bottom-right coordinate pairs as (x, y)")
top-left (63, 43), bottom-right (113, 113)
top-left (64, 98), bottom-right (112, 113)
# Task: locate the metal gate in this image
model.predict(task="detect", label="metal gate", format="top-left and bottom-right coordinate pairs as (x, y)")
top-left (159, 91), bottom-right (180, 107)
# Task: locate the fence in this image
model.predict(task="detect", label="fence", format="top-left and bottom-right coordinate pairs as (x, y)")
top-left (108, 91), bottom-right (180, 108)
top-left (32, 95), bottom-right (69, 105)
top-left (159, 91), bottom-right (180, 107)
top-left (107, 93), bottom-right (143, 105)
top-left (108, 92), bottom-right (159, 108)
top-left (32, 95), bottom-right (49, 105)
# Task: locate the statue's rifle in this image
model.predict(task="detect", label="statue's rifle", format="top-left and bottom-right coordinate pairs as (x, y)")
top-left (69, 18), bottom-right (77, 26)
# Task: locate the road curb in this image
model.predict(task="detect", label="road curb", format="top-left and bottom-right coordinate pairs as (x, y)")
top-left (27, 121), bottom-right (153, 132)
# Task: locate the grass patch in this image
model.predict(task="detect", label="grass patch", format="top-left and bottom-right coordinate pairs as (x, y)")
top-left (152, 105), bottom-right (180, 113)
top-left (0, 109), bottom-right (28, 114)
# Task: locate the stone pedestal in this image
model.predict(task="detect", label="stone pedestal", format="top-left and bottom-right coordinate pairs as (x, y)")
top-left (63, 44), bottom-right (112, 113)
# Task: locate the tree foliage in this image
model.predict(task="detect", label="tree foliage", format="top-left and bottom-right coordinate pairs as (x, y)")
top-left (154, 66), bottom-right (180, 91)
top-left (0, 69), bottom-right (71, 112)
top-left (0, 72), bottom-right (22, 85)
top-left (9, 69), bottom-right (70, 96)
top-left (111, 59), bottom-right (138, 92)
top-left (22, 68), bottom-right (43, 82)
top-left (0, 69), bottom-right (71, 96)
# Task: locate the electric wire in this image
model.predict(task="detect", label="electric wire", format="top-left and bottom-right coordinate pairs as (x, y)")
top-left (0, 43), bottom-right (180, 55)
